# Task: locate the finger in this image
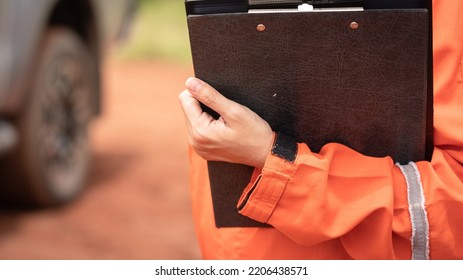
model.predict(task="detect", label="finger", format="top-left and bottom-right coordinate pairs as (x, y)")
top-left (178, 89), bottom-right (203, 121)
top-left (178, 89), bottom-right (215, 129)
top-left (185, 77), bottom-right (236, 118)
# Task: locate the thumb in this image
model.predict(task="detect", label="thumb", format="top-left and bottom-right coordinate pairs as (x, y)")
top-left (186, 77), bottom-right (235, 117)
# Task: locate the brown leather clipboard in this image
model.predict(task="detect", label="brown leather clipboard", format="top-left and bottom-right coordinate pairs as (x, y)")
top-left (187, 8), bottom-right (431, 227)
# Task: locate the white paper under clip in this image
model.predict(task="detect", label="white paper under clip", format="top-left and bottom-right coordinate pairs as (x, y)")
top-left (248, 8), bottom-right (299, 13)
top-left (298, 3), bottom-right (314, 12)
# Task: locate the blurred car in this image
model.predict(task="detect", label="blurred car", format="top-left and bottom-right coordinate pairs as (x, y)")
top-left (0, 0), bottom-right (136, 206)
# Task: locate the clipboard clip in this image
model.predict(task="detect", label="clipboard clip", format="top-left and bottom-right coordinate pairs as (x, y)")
top-left (249, 1), bottom-right (364, 13)
top-left (248, 0), bottom-right (364, 9)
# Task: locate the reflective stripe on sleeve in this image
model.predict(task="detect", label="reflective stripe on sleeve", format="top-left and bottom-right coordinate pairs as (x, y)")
top-left (396, 162), bottom-right (430, 260)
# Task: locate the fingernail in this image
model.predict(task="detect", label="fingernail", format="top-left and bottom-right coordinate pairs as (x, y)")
top-left (186, 77), bottom-right (203, 93)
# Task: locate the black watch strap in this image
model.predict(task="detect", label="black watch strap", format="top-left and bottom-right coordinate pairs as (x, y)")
top-left (271, 132), bottom-right (298, 163)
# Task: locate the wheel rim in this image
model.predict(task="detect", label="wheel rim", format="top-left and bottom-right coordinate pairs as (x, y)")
top-left (36, 53), bottom-right (91, 199)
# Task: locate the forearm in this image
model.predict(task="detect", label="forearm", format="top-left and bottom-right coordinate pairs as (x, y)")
top-left (238, 142), bottom-right (463, 259)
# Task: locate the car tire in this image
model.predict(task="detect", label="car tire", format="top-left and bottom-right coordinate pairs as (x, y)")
top-left (0, 27), bottom-right (95, 207)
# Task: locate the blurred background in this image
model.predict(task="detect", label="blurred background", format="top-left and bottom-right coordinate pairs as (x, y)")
top-left (0, 0), bottom-right (201, 259)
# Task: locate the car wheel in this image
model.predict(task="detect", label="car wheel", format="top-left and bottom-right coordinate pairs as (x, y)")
top-left (0, 27), bottom-right (95, 207)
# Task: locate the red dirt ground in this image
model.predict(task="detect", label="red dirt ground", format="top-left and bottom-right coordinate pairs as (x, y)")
top-left (0, 59), bottom-right (202, 259)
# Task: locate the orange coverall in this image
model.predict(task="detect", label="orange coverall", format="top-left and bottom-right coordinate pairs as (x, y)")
top-left (188, 0), bottom-right (463, 259)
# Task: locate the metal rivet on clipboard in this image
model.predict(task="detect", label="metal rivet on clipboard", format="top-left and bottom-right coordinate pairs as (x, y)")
top-left (257, 24), bottom-right (266, 32)
top-left (350, 22), bottom-right (359, 30)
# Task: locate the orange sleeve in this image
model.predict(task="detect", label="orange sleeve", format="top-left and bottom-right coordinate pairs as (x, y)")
top-left (238, 143), bottom-right (412, 259)
top-left (238, 0), bottom-right (463, 260)
top-left (238, 143), bottom-right (463, 259)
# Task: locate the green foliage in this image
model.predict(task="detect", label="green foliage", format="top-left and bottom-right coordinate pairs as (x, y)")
top-left (114, 0), bottom-right (192, 63)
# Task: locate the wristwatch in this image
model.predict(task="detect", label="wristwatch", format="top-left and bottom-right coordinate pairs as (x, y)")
top-left (271, 132), bottom-right (298, 163)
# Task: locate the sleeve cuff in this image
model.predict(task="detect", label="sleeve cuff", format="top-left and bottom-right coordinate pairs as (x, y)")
top-left (237, 141), bottom-right (301, 223)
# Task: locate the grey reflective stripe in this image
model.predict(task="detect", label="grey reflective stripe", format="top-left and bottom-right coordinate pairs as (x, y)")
top-left (396, 162), bottom-right (430, 260)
